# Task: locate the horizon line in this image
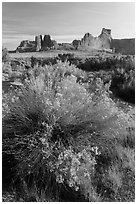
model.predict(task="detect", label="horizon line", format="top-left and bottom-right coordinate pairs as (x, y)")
top-left (3, 33), bottom-right (135, 51)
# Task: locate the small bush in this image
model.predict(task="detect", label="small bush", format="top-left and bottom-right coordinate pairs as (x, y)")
top-left (2, 47), bottom-right (10, 63)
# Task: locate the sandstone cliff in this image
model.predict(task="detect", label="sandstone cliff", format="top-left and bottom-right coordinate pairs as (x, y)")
top-left (15, 28), bottom-right (135, 55)
top-left (16, 28), bottom-right (112, 53)
top-left (16, 35), bottom-right (58, 52)
top-left (16, 40), bottom-right (36, 52)
top-left (75, 28), bottom-right (112, 52)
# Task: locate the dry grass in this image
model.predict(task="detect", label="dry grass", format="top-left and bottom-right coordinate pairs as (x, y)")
top-left (9, 50), bottom-right (113, 59)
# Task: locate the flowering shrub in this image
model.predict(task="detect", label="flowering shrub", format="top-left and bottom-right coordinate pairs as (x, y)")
top-left (53, 146), bottom-right (101, 201)
top-left (3, 62), bottom-right (134, 201)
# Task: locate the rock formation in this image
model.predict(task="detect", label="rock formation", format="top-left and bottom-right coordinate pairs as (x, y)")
top-left (35, 35), bottom-right (42, 51)
top-left (43, 35), bottom-right (53, 50)
top-left (41, 35), bottom-right (58, 50)
top-left (72, 40), bottom-right (81, 50)
top-left (98, 28), bottom-right (112, 49)
top-left (74, 28), bottom-right (112, 52)
top-left (52, 40), bottom-right (58, 50)
top-left (16, 35), bottom-right (58, 52)
top-left (15, 28), bottom-right (135, 55)
top-left (16, 40), bottom-right (36, 52)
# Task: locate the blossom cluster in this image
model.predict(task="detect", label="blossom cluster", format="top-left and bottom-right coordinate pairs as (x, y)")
top-left (46, 145), bottom-right (101, 198)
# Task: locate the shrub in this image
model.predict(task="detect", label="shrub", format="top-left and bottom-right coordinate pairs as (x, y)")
top-left (8, 53), bottom-right (135, 104)
top-left (2, 63), bottom-right (12, 81)
top-left (111, 66), bottom-right (135, 103)
top-left (3, 63), bottom-right (134, 201)
top-left (2, 47), bottom-right (10, 63)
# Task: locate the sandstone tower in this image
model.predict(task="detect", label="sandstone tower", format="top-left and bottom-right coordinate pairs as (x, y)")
top-left (35, 35), bottom-right (42, 51)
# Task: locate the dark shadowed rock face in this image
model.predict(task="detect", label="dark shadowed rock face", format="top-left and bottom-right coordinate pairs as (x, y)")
top-left (72, 40), bottom-right (81, 50)
top-left (42, 35), bottom-right (54, 50)
top-left (111, 38), bottom-right (135, 55)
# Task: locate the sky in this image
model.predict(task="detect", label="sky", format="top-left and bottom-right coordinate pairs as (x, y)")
top-left (2, 2), bottom-right (135, 50)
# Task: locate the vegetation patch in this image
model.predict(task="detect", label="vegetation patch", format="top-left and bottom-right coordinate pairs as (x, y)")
top-left (2, 50), bottom-right (135, 201)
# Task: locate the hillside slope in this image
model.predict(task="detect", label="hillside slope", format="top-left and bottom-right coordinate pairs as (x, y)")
top-left (111, 38), bottom-right (135, 55)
